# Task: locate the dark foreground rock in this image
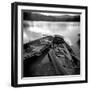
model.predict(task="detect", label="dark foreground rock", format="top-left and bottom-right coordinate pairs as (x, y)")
top-left (23, 35), bottom-right (80, 77)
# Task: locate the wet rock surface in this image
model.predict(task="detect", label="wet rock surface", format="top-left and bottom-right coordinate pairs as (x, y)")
top-left (23, 35), bottom-right (80, 77)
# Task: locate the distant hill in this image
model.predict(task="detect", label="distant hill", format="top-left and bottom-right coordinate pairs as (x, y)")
top-left (23, 12), bottom-right (80, 22)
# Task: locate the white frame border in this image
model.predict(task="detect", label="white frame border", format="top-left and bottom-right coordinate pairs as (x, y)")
top-left (17, 5), bottom-right (86, 84)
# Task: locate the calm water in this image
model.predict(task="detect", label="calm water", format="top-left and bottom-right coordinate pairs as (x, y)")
top-left (23, 21), bottom-right (80, 46)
